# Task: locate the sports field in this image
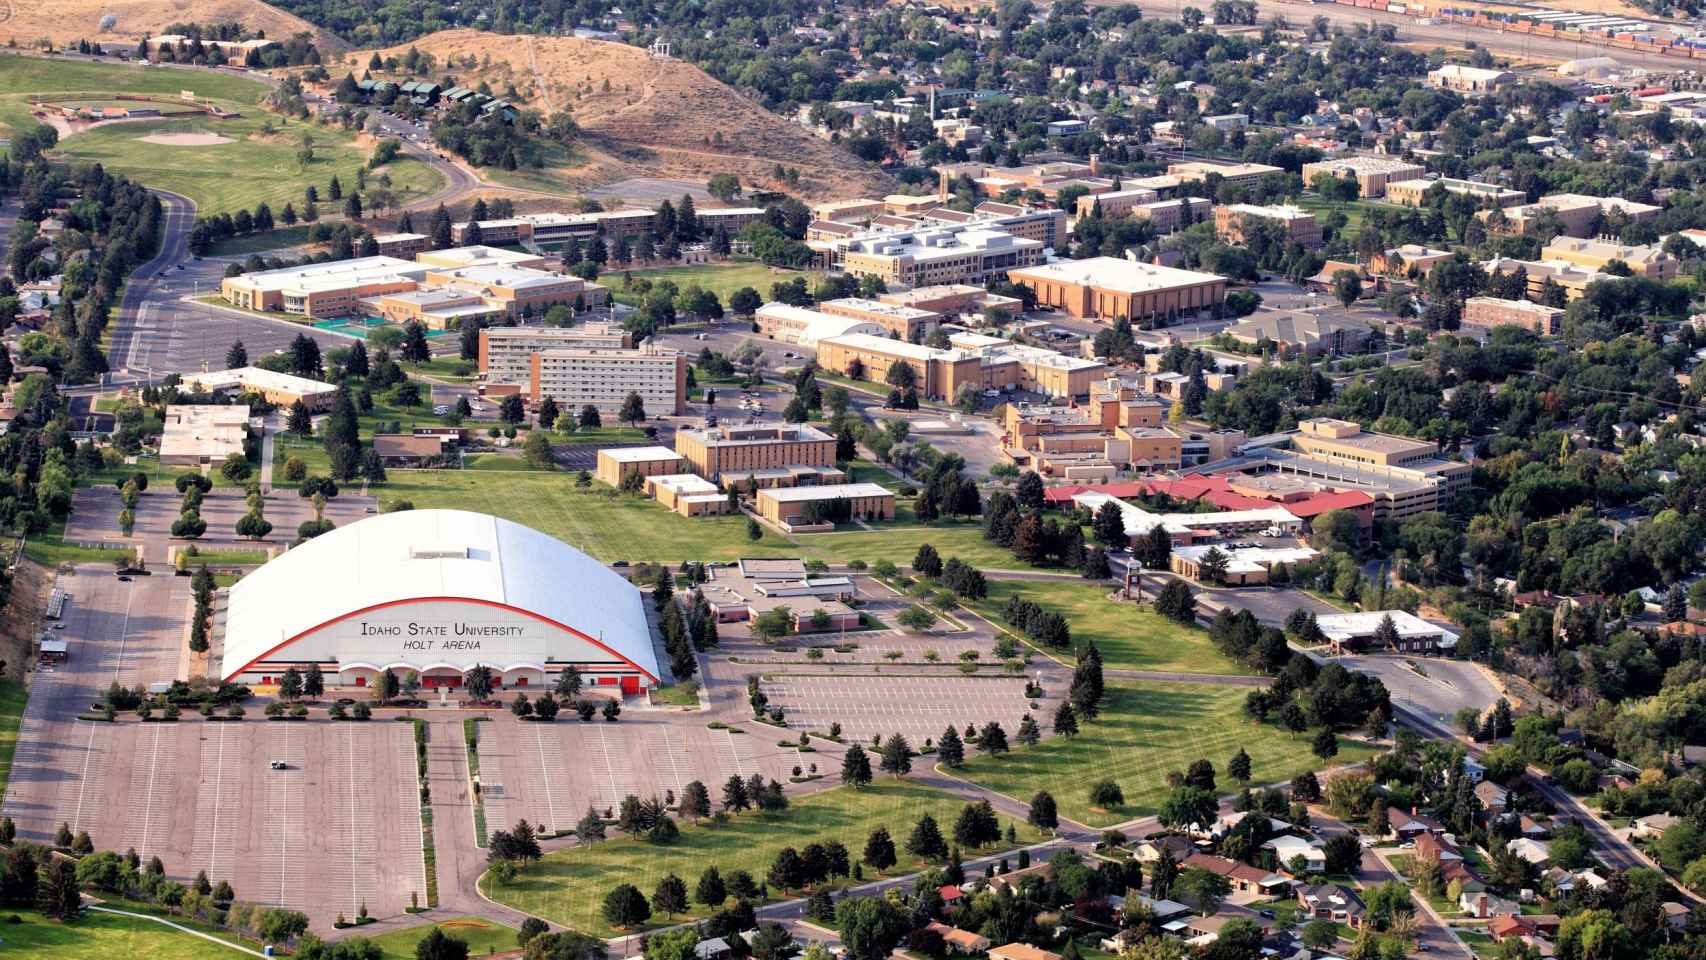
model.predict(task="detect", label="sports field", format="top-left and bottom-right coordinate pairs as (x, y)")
top-left (973, 579), bottom-right (1247, 674)
top-left (0, 55), bottom-right (268, 134)
top-left (3, 908), bottom-right (261, 959)
top-left (608, 262), bottom-right (821, 306)
top-left (56, 114), bottom-right (444, 215)
top-left (956, 679), bottom-right (1380, 828)
top-left (481, 780), bottom-right (1043, 936)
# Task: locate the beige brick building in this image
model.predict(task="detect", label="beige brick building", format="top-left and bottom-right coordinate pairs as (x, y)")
top-left (1462, 296), bottom-right (1565, 336)
top-left (595, 446), bottom-right (685, 487)
top-left (756, 483), bottom-right (896, 525)
top-left (1214, 204), bottom-right (1322, 247)
top-left (1478, 194), bottom-right (1661, 238)
top-left (479, 325), bottom-right (633, 386)
top-left (1385, 178), bottom-right (1524, 209)
top-left (1301, 157), bottom-right (1425, 199)
top-left (674, 424), bottom-right (837, 481)
top-left (1006, 257), bottom-right (1227, 323)
top-left (526, 345), bottom-right (686, 416)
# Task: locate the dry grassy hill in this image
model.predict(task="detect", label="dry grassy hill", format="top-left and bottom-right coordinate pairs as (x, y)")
top-left (4, 0), bottom-right (346, 53)
top-left (369, 29), bottom-right (889, 200)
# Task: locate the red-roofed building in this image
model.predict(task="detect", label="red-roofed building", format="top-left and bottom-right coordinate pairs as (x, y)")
top-left (939, 884), bottom-right (965, 905)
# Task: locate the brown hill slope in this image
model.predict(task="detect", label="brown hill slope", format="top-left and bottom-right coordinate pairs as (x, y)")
top-left (370, 29), bottom-right (889, 200)
top-left (5, 0), bottom-right (347, 52)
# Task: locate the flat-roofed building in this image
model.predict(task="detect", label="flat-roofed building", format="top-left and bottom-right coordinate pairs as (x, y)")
top-left (1075, 187), bottom-right (1160, 219)
top-left (373, 232), bottom-right (430, 258)
top-left (413, 246), bottom-right (547, 271)
top-left (1300, 156), bottom-right (1425, 198)
top-left (1371, 244), bottom-right (1455, 278)
top-left (933, 160), bottom-right (1104, 201)
top-left (1462, 296), bottom-right (1565, 335)
top-left (675, 424), bottom-right (837, 481)
top-left (1293, 417), bottom-right (1441, 468)
top-left (811, 198), bottom-right (887, 223)
top-left (1482, 256), bottom-right (1613, 302)
top-left (1165, 161), bottom-right (1284, 189)
top-left (372, 433), bottom-right (447, 466)
top-left (1539, 237), bottom-right (1677, 280)
top-left (840, 227), bottom-right (1044, 288)
top-left (1479, 193), bottom-right (1661, 238)
top-left (645, 473), bottom-right (729, 516)
top-left (595, 445), bottom-right (685, 487)
top-left (885, 194), bottom-right (944, 216)
top-left (181, 367), bottom-right (339, 411)
top-left (450, 209), bottom-right (657, 246)
top-left (527, 345), bottom-right (686, 416)
top-left (160, 405), bottom-right (250, 466)
top-left (1172, 543), bottom-right (1319, 586)
top-left (877, 284), bottom-right (1022, 321)
top-left (815, 297), bottom-right (938, 340)
top-left (1124, 198), bottom-right (1213, 234)
top-left (816, 333), bottom-right (984, 400)
top-left (756, 482), bottom-right (896, 525)
top-left (368, 288), bottom-right (507, 330)
top-left (1428, 64), bottom-right (1513, 93)
top-left (479, 325), bottom-right (633, 386)
top-left (220, 256), bottom-right (423, 318)
top-left (1386, 178), bottom-right (1525, 208)
top-left (696, 207), bottom-right (767, 236)
top-left (947, 332), bottom-right (1108, 398)
top-left (1007, 256), bottom-right (1227, 323)
top-left (423, 264), bottom-right (608, 319)
top-left (1214, 204), bottom-right (1322, 247)
top-left (1317, 610), bottom-right (1460, 655)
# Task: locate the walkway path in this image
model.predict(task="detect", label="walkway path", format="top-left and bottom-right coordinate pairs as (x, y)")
top-left (86, 905), bottom-right (265, 957)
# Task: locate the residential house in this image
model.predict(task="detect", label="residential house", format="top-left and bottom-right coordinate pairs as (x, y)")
top-left (1633, 813), bottom-right (1681, 839)
top-left (1508, 838), bottom-right (1552, 867)
top-left (1390, 809), bottom-right (1444, 839)
top-left (1296, 884), bottom-right (1365, 929)
top-left (989, 944), bottom-right (1061, 960)
top-left (1183, 853), bottom-right (1291, 896)
top-left (1461, 890), bottom-right (1520, 919)
top-left (1265, 835), bottom-right (1327, 873)
top-left (1475, 781), bottom-right (1511, 814)
top-left (927, 923), bottom-right (991, 954)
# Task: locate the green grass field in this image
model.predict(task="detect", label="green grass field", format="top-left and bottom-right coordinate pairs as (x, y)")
top-left (0, 678), bottom-right (25, 800)
top-left (608, 262), bottom-right (820, 306)
top-left (371, 471), bottom-right (799, 562)
top-left (956, 679), bottom-right (1379, 828)
top-left (365, 916), bottom-right (518, 959)
top-left (402, 357), bottom-right (477, 382)
top-left (481, 780), bottom-right (1043, 936)
top-left (0, 908), bottom-right (260, 959)
top-left (204, 225), bottom-right (317, 257)
top-left (56, 114), bottom-right (444, 215)
top-left (0, 54), bottom-right (269, 134)
top-left (791, 521), bottom-right (1044, 571)
top-left (973, 580), bottom-right (1245, 674)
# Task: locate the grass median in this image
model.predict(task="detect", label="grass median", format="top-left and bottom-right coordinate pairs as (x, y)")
top-left (481, 779), bottom-right (1044, 936)
top-left (956, 679), bottom-right (1380, 828)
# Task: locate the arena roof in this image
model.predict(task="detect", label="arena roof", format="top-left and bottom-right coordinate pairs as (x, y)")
top-left (221, 509), bottom-right (658, 681)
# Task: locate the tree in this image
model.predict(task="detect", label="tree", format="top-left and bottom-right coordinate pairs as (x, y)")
top-left (836, 895), bottom-right (911, 960)
top-left (977, 721), bottom-right (1008, 754)
top-left (464, 665), bottom-right (496, 701)
top-left (863, 827), bottom-right (897, 872)
top-left (651, 873), bottom-right (689, 917)
top-left (601, 883), bottom-right (651, 928)
top-left (1155, 580), bottom-right (1197, 624)
top-left (1177, 866), bottom-right (1232, 916)
top-left (937, 726), bottom-right (965, 768)
top-left (1090, 779), bottom-right (1125, 808)
top-left (905, 814), bottom-right (948, 860)
top-left (841, 743), bottom-right (872, 786)
top-left (1053, 701), bottom-right (1079, 736)
top-left (912, 543), bottom-right (942, 578)
top-left (1092, 500), bottom-right (1128, 547)
top-left (37, 856), bottom-right (81, 920)
top-left (619, 392), bottom-right (647, 426)
top-left (1028, 790), bottom-right (1059, 831)
top-left (1228, 748), bottom-right (1251, 783)
top-left (1331, 269), bottom-right (1363, 309)
top-left (1159, 785), bottom-right (1215, 831)
top-left (416, 928), bottom-right (471, 960)
top-left (1312, 728), bottom-right (1339, 759)
top-left (880, 734), bottom-right (912, 777)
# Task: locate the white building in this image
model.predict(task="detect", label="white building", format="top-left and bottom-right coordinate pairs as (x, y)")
top-left (220, 510), bottom-right (659, 693)
top-left (1315, 610), bottom-right (1460, 654)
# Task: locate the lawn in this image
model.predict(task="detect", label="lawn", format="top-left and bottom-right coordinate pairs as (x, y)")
top-left (23, 519), bottom-right (134, 569)
top-left (1294, 195), bottom-right (1386, 237)
top-left (956, 679), bottom-right (1380, 828)
top-left (792, 521), bottom-right (1047, 571)
top-left (370, 471), bottom-right (800, 562)
top-left (607, 262), bottom-right (820, 306)
top-left (481, 780), bottom-right (1044, 936)
top-left (364, 916), bottom-right (518, 959)
top-left (972, 579), bottom-right (1246, 675)
top-left (0, 907), bottom-right (260, 959)
top-left (204, 225), bottom-right (317, 257)
top-left (402, 357), bottom-right (477, 383)
top-left (0, 54), bottom-right (269, 134)
top-left (57, 112), bottom-right (444, 215)
top-left (0, 678), bottom-right (24, 800)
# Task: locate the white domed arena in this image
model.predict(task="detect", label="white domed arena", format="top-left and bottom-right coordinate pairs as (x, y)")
top-left (220, 509), bottom-right (659, 694)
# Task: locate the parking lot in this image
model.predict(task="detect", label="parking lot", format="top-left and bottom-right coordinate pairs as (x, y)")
top-left (64, 487), bottom-right (380, 563)
top-left (758, 675), bottom-right (1043, 745)
top-left (473, 714), bottom-right (832, 835)
top-left (0, 566), bottom-right (427, 924)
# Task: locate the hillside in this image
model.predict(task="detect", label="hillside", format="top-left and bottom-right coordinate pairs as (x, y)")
top-left (367, 29), bottom-right (890, 200)
top-left (6, 0), bottom-right (347, 53)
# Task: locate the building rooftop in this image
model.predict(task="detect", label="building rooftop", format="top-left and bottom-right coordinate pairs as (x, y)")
top-left (183, 367), bottom-right (337, 397)
top-left (598, 445), bottom-right (684, 463)
top-left (1316, 610), bottom-right (1460, 646)
top-left (820, 332), bottom-right (964, 363)
top-left (223, 255), bottom-right (423, 294)
top-left (1221, 203), bottom-right (1315, 221)
top-left (160, 404), bottom-right (249, 460)
top-left (758, 482), bottom-right (895, 502)
top-left (1010, 256), bottom-right (1225, 294)
top-left (681, 424), bottom-right (834, 446)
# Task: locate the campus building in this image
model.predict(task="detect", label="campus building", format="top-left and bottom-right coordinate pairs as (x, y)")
top-left (220, 509), bottom-right (660, 692)
top-left (1227, 311), bottom-right (1372, 357)
top-left (839, 227), bottom-right (1045, 288)
top-left (808, 203), bottom-right (1067, 272)
top-left (1300, 156), bottom-right (1426, 198)
top-left (1165, 161), bottom-right (1284, 190)
top-left (1538, 237), bottom-right (1677, 280)
top-left (1427, 64), bottom-right (1513, 93)
top-left (1075, 187), bottom-right (1160, 219)
top-left (675, 424), bottom-right (838, 481)
top-left (755, 483), bottom-right (897, 526)
top-left (477, 325), bottom-right (633, 386)
top-left (526, 345), bottom-right (687, 415)
top-left (1384, 178), bottom-right (1525, 209)
top-left (1478, 193), bottom-right (1661, 238)
top-left (1213, 204), bottom-right (1323, 248)
top-left (1461, 296), bottom-right (1565, 336)
top-left (1006, 256), bottom-right (1227, 323)
top-left (450, 209), bottom-right (658, 246)
top-left (753, 304), bottom-right (885, 348)
top-left (594, 446), bottom-right (686, 487)
top-left (220, 256), bottom-right (422, 318)
top-left (180, 367), bottom-right (339, 411)
top-left (1316, 610), bottom-right (1460, 655)
top-left (1122, 198), bottom-right (1214, 234)
top-left (373, 232), bottom-right (431, 258)
top-left (1481, 257), bottom-right (1614, 302)
top-left (159, 405), bottom-right (250, 466)
top-left (816, 298), bottom-right (939, 341)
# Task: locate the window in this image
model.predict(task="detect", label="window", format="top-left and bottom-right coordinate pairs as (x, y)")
top-left (355, 676), bottom-right (367, 687)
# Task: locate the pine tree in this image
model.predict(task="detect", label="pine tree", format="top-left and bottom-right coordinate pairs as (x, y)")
top-left (936, 726), bottom-right (965, 768)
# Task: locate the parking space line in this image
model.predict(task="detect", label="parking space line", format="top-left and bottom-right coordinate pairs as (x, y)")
top-left (594, 724), bottom-right (624, 806)
top-left (531, 726), bottom-right (560, 831)
top-left (657, 729), bottom-right (686, 798)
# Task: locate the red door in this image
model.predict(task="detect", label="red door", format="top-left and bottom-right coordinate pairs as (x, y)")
top-left (620, 676), bottom-right (640, 695)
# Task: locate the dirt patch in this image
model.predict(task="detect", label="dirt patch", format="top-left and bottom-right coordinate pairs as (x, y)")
top-left (0, 559), bottom-right (52, 681)
top-left (4, 0), bottom-right (348, 53)
top-left (366, 29), bottom-right (892, 200)
top-left (139, 131), bottom-right (234, 146)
